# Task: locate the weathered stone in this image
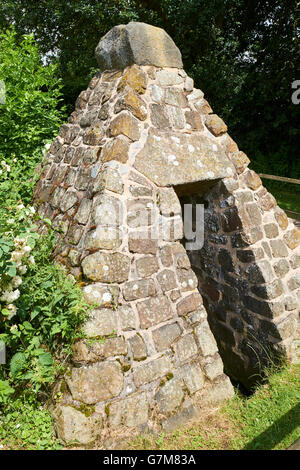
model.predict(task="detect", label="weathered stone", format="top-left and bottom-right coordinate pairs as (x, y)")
top-left (177, 268), bottom-right (198, 291)
top-left (118, 65), bottom-right (147, 94)
top-left (83, 126), bottom-right (104, 145)
top-left (221, 207), bottom-right (243, 232)
top-left (243, 296), bottom-right (284, 318)
top-left (187, 89), bottom-right (204, 102)
top-left (109, 111), bottom-right (141, 142)
top-left (205, 114), bottom-right (227, 136)
top-left (150, 103), bottom-right (170, 128)
top-left (274, 207), bottom-right (288, 230)
top-left (201, 377), bottom-right (234, 404)
top-left (75, 168), bottom-right (91, 190)
top-left (177, 292), bottom-right (202, 316)
top-left (122, 278), bottom-right (156, 301)
top-left (108, 392), bottom-right (148, 428)
top-left (264, 223), bottom-right (279, 239)
top-left (194, 321), bottom-right (218, 356)
top-left (167, 105), bottom-right (185, 129)
top-left (194, 98), bottom-right (213, 114)
top-left (82, 252), bottom-right (130, 283)
top-left (150, 83), bottom-right (164, 103)
top-left (160, 245), bottom-right (173, 267)
top-left (180, 362), bottom-right (204, 393)
top-left (118, 304), bottom-right (137, 331)
top-left (185, 110), bottom-right (203, 130)
top-left (92, 194), bottom-right (122, 225)
top-left (127, 198), bottom-right (155, 228)
top-left (75, 198), bottom-right (92, 224)
top-left (165, 88), bottom-right (187, 107)
top-left (157, 269), bottom-right (178, 292)
top-left (83, 308), bottom-right (117, 337)
top-left (133, 355), bottom-right (172, 387)
top-left (95, 22), bottom-right (183, 70)
top-left (102, 136), bottom-right (130, 164)
top-left (156, 378), bottom-right (184, 414)
top-left (284, 295), bottom-right (298, 311)
top-left (128, 334), bottom-right (147, 360)
top-left (273, 259), bottom-right (290, 277)
top-left (134, 129), bottom-right (234, 187)
top-left (290, 254), bottom-right (300, 269)
top-left (229, 151), bottom-right (250, 174)
top-left (184, 76), bottom-right (194, 91)
top-left (115, 87), bottom-right (147, 120)
top-left (136, 256), bottom-right (159, 278)
top-left (96, 167), bottom-right (124, 194)
top-left (158, 188), bottom-right (181, 216)
top-left (152, 322), bottom-right (182, 352)
top-left (68, 249), bottom-right (81, 266)
top-left (243, 169), bottom-right (262, 190)
top-left (128, 232), bottom-right (157, 254)
top-left (174, 334), bottom-right (198, 362)
top-left (156, 70), bottom-right (183, 86)
top-left (73, 337), bottom-right (127, 362)
top-left (85, 226), bottom-right (122, 250)
top-left (203, 356), bottom-right (224, 381)
top-left (129, 185), bottom-right (152, 197)
top-left (53, 405), bottom-right (102, 445)
top-left (284, 229), bottom-right (300, 250)
top-left (66, 361), bottom-right (123, 403)
top-left (261, 192), bottom-right (277, 211)
top-left (82, 283), bottom-right (119, 308)
top-left (270, 239), bottom-right (289, 258)
top-left (59, 189), bottom-right (78, 212)
top-left (137, 295), bottom-right (173, 328)
top-left (245, 202), bottom-right (262, 226)
top-left (288, 274), bottom-right (300, 291)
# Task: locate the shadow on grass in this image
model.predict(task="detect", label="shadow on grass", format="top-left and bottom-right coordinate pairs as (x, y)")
top-left (243, 402), bottom-right (300, 450)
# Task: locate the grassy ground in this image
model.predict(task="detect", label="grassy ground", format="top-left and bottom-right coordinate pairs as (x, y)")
top-left (127, 363), bottom-right (300, 451)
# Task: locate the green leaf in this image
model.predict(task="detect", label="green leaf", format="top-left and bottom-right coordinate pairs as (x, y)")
top-left (38, 352), bottom-right (53, 366)
top-left (10, 352), bottom-right (26, 377)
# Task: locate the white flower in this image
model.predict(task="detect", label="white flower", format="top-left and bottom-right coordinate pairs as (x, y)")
top-left (10, 324), bottom-right (18, 332)
top-left (29, 206), bottom-right (36, 214)
top-left (45, 143), bottom-right (51, 150)
top-left (28, 255), bottom-right (35, 264)
top-left (7, 218), bottom-right (14, 224)
top-left (11, 251), bottom-right (23, 262)
top-left (0, 170), bottom-right (2, 175)
top-left (12, 276), bottom-right (22, 287)
top-left (17, 204), bottom-right (25, 210)
top-left (18, 265), bottom-right (27, 274)
top-left (23, 245), bottom-right (31, 253)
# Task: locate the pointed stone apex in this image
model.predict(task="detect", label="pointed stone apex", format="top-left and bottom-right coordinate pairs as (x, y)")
top-left (95, 22), bottom-right (183, 71)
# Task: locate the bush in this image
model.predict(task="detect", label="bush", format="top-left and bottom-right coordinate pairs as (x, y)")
top-left (0, 29), bottom-right (64, 160)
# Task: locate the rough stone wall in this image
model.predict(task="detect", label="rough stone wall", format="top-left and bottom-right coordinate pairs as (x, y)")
top-left (187, 169), bottom-right (300, 389)
top-left (33, 21), bottom-right (299, 444)
top-left (35, 62), bottom-right (235, 445)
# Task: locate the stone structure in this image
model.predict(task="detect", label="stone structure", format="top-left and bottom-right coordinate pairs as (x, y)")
top-left (34, 22), bottom-right (300, 445)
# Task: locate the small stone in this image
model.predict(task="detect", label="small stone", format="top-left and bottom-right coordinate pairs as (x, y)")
top-left (184, 110), bottom-right (203, 130)
top-left (160, 245), bottom-right (173, 267)
top-left (156, 378), bottom-right (184, 415)
top-left (194, 321), bottom-right (218, 356)
top-left (229, 151), bottom-right (250, 174)
top-left (246, 260), bottom-right (274, 283)
top-left (75, 198), bottom-right (92, 224)
top-left (194, 98), bottom-right (213, 114)
top-left (284, 229), bottom-right (300, 250)
top-left (118, 304), bottom-right (137, 331)
top-left (270, 239), bottom-right (288, 258)
top-left (150, 84), bottom-right (164, 103)
top-left (128, 334), bottom-right (147, 361)
top-left (274, 207), bottom-right (288, 230)
top-left (66, 361), bottom-right (123, 404)
top-left (108, 111), bottom-right (141, 141)
top-left (59, 189), bottom-right (78, 212)
top-left (114, 87), bottom-right (147, 120)
top-left (205, 114), bottom-right (227, 136)
top-left (251, 279), bottom-right (283, 299)
top-left (68, 249), bottom-right (81, 266)
top-left (288, 274), bottom-right (300, 291)
top-left (184, 76), bottom-right (194, 91)
top-left (201, 376), bottom-right (234, 404)
top-left (157, 269), bottom-right (178, 292)
top-left (117, 65), bottom-right (148, 94)
top-left (85, 226), bottom-right (122, 251)
top-left (203, 357), bottom-right (224, 381)
top-left (108, 392), bottom-right (148, 428)
top-left (73, 337), bottom-right (127, 362)
top-left (92, 194), bottom-right (123, 226)
top-left (122, 279), bottom-right (156, 301)
top-left (136, 256), bottom-right (159, 278)
top-left (165, 88), bottom-right (187, 107)
top-left (187, 89), bottom-right (204, 102)
top-left (156, 70), bottom-right (183, 86)
top-left (102, 136), bottom-right (130, 164)
top-left (128, 232), bottom-right (157, 254)
top-left (83, 308), bottom-right (117, 337)
top-left (179, 362), bottom-right (205, 393)
top-left (174, 334), bottom-right (198, 362)
top-left (177, 292), bottom-right (203, 316)
top-left (150, 103), bottom-right (170, 128)
top-left (152, 322), bottom-right (182, 352)
top-left (158, 188), bottom-right (181, 216)
top-left (264, 223), bottom-right (279, 239)
top-left (137, 295), bottom-right (173, 328)
top-left (53, 405), bottom-right (101, 445)
top-left (261, 192), bottom-right (277, 211)
top-left (82, 252), bottom-right (130, 283)
top-left (133, 355), bottom-right (172, 387)
top-left (129, 185), bottom-right (152, 197)
top-left (97, 167), bottom-right (124, 194)
top-left (243, 170), bottom-right (262, 190)
top-left (83, 126), bottom-right (104, 145)
top-left (82, 283), bottom-right (119, 308)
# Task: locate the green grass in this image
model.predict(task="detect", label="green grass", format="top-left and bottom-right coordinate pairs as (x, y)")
top-left (127, 363), bottom-right (300, 450)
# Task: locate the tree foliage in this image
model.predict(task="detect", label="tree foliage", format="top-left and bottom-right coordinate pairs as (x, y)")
top-left (0, 0), bottom-right (299, 177)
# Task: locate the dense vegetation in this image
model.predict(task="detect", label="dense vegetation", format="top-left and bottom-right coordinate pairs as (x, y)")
top-left (0, 30), bottom-right (88, 449)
